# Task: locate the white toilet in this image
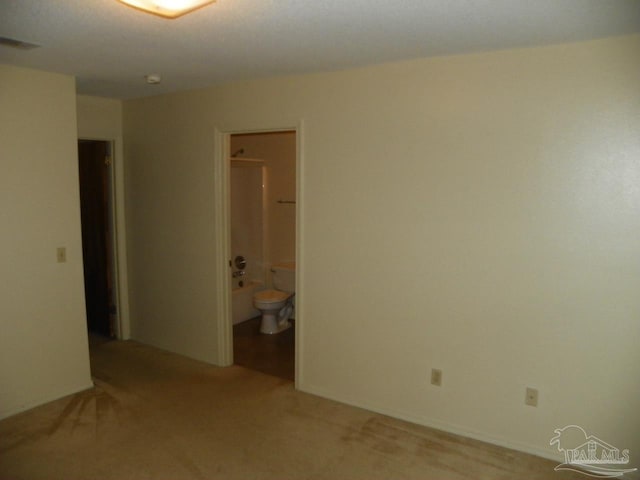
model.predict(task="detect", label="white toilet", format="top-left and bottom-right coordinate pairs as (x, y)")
top-left (253, 262), bottom-right (295, 334)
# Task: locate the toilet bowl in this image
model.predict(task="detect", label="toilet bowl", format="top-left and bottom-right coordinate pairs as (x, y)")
top-left (253, 262), bottom-right (295, 334)
top-left (253, 290), bottom-right (293, 334)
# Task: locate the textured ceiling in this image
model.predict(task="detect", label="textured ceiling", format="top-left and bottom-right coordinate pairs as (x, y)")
top-left (1, 0), bottom-right (639, 99)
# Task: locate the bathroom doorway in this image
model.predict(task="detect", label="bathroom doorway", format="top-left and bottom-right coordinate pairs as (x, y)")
top-left (228, 131), bottom-right (297, 381)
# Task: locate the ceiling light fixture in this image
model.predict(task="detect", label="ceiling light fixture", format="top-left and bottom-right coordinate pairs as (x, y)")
top-left (117, 0), bottom-right (215, 19)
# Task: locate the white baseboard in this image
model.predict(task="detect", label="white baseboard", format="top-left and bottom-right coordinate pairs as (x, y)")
top-left (298, 382), bottom-right (562, 463)
top-left (0, 380), bottom-right (94, 420)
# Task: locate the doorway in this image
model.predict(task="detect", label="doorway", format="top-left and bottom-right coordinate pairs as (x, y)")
top-left (227, 130), bottom-right (297, 381)
top-left (78, 140), bottom-right (118, 338)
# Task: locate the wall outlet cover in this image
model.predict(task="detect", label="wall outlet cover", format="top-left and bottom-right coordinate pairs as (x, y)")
top-left (431, 368), bottom-right (442, 386)
top-left (525, 387), bottom-right (538, 407)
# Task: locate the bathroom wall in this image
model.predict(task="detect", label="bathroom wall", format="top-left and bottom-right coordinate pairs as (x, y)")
top-left (230, 132), bottom-right (296, 276)
top-left (0, 65), bottom-right (93, 418)
top-left (123, 34), bottom-right (640, 461)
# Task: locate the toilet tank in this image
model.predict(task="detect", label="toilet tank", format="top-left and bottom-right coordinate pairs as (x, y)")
top-left (272, 262), bottom-right (295, 292)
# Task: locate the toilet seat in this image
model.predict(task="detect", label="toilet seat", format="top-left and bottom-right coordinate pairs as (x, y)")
top-left (254, 289), bottom-right (290, 304)
top-left (252, 263), bottom-right (295, 334)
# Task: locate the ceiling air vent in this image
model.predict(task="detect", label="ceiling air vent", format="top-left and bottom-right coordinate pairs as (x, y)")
top-left (0, 36), bottom-right (40, 50)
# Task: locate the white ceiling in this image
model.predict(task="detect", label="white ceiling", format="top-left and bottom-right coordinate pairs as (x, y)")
top-left (1, 0), bottom-right (639, 99)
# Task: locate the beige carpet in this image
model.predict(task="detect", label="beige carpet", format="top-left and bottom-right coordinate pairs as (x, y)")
top-left (0, 339), bottom-right (582, 479)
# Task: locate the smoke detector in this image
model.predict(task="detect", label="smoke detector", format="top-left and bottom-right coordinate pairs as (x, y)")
top-left (145, 74), bottom-right (161, 84)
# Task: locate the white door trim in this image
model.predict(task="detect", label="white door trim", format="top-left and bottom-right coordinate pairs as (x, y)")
top-left (213, 121), bottom-right (304, 387)
top-left (213, 128), bottom-right (233, 365)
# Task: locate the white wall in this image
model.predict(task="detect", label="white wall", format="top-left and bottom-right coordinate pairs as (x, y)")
top-left (0, 65), bottom-right (93, 418)
top-left (76, 95), bottom-right (131, 339)
top-left (123, 35), bottom-right (640, 461)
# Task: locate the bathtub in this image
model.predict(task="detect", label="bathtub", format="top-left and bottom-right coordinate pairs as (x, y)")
top-left (232, 280), bottom-right (263, 325)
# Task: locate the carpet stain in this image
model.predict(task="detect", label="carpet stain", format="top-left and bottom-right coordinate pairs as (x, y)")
top-left (0, 388), bottom-right (99, 455)
top-left (339, 417), bottom-right (513, 479)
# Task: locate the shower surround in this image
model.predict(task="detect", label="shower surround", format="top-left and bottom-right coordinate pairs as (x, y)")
top-left (230, 158), bottom-right (266, 324)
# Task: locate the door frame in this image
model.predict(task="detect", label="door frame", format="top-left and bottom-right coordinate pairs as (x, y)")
top-left (78, 137), bottom-right (129, 340)
top-left (213, 121), bottom-right (304, 386)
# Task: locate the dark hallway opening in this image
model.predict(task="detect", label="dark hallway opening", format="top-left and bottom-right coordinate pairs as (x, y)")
top-left (78, 140), bottom-right (115, 337)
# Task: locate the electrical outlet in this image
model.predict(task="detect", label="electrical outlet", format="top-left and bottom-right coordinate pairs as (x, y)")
top-left (431, 368), bottom-right (442, 387)
top-left (56, 247), bottom-right (66, 263)
top-left (525, 387), bottom-right (538, 407)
